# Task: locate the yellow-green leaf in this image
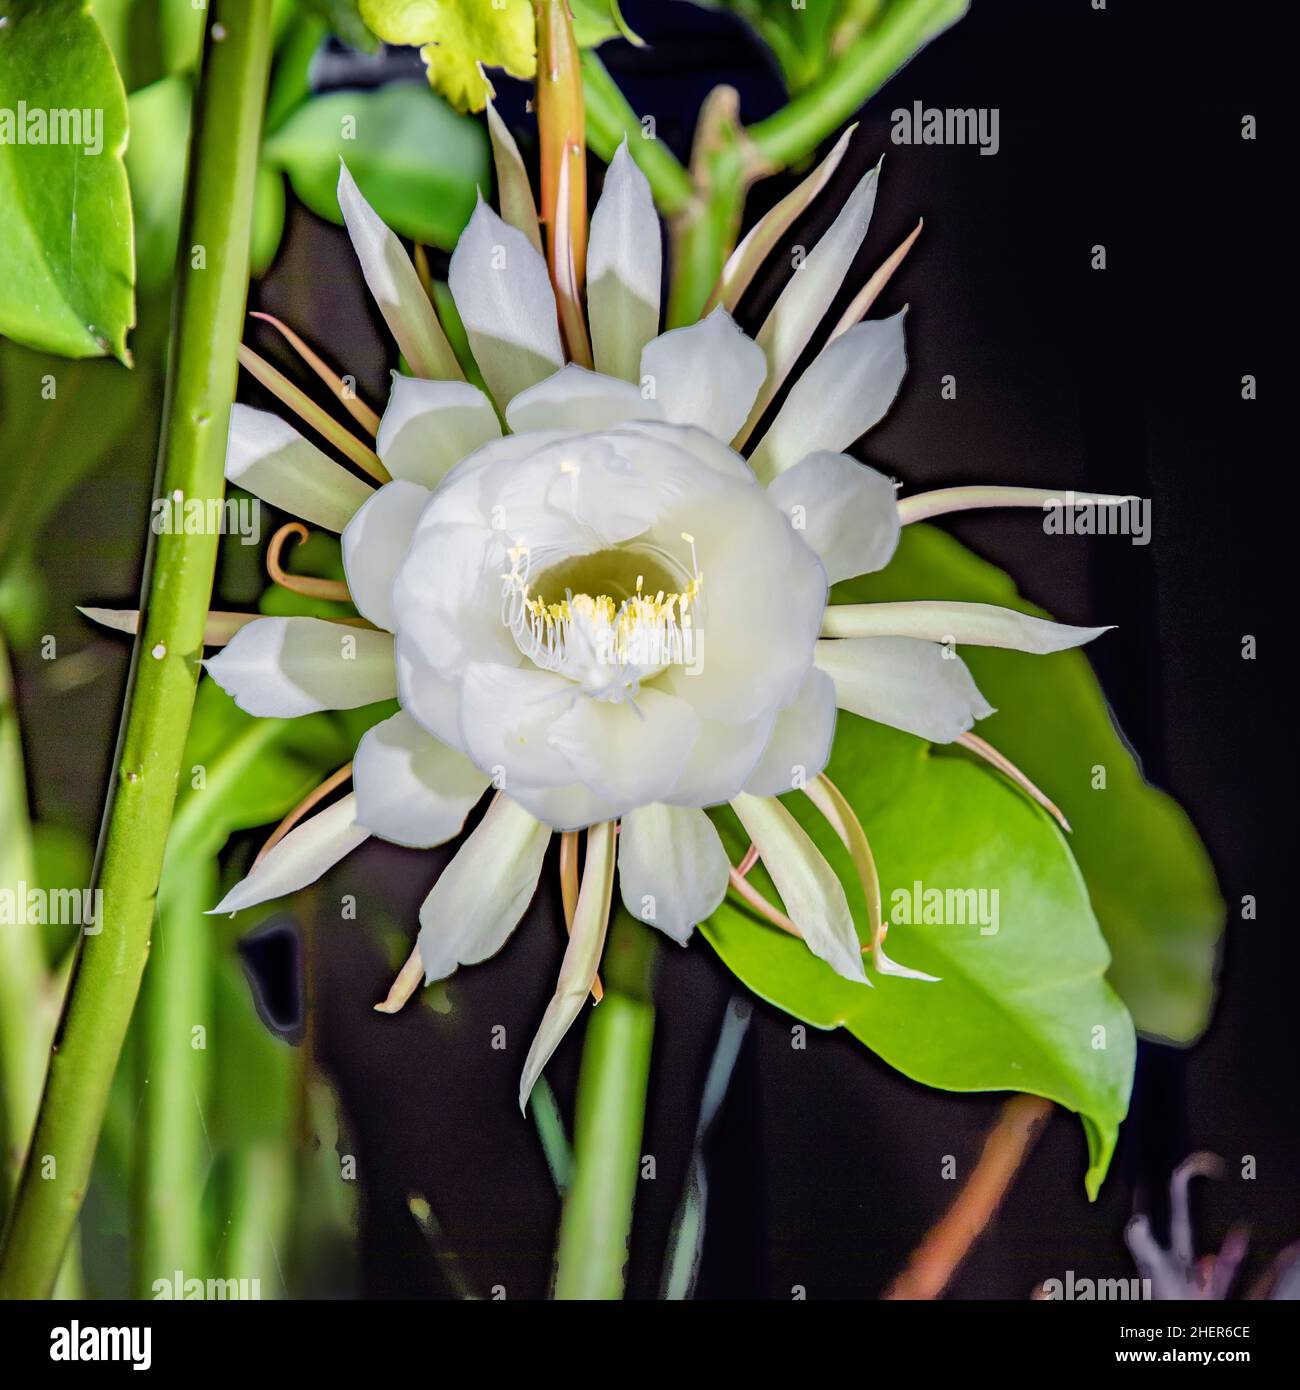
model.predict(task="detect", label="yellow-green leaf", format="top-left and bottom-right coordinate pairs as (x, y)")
top-left (358, 0), bottom-right (536, 112)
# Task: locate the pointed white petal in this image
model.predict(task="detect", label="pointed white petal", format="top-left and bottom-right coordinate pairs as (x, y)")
top-left (640, 307), bottom-right (766, 442)
top-left (209, 794), bottom-right (368, 914)
top-left (337, 162), bottom-right (461, 380)
top-left (736, 161), bottom-right (881, 445)
top-left (486, 99), bottom-right (543, 254)
top-left (505, 363), bottom-right (660, 434)
top-left (395, 643), bottom-right (465, 749)
top-left (815, 635), bottom-right (994, 743)
top-left (375, 375), bottom-right (501, 488)
top-left (448, 200), bottom-right (564, 407)
top-left (341, 479), bottom-right (430, 631)
top-left (619, 804), bottom-right (729, 944)
top-left (203, 617), bottom-right (396, 717)
top-left (225, 404), bottom-right (373, 532)
top-left (820, 601), bottom-right (1112, 652)
top-left (353, 710), bottom-right (490, 848)
top-left (767, 450), bottom-right (900, 582)
top-left (750, 311), bottom-right (908, 480)
top-left (588, 141), bottom-right (661, 382)
top-left (745, 667), bottom-right (837, 795)
top-left (730, 792), bottom-right (868, 984)
top-left (518, 820), bottom-right (616, 1109)
top-left (417, 796), bottom-right (552, 982)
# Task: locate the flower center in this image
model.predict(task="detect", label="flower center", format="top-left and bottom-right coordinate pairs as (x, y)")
top-left (503, 537), bottom-right (703, 697)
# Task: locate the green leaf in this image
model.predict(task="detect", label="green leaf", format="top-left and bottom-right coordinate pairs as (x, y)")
top-left (124, 74), bottom-right (191, 292)
top-left (358, 0), bottom-right (536, 112)
top-left (0, 336), bottom-right (152, 568)
top-left (262, 82), bottom-right (489, 249)
top-left (703, 718), bottom-right (1136, 1198)
top-left (569, 0), bottom-right (641, 48)
top-left (89, 0), bottom-right (204, 92)
top-left (841, 524), bottom-right (1224, 1043)
top-left (0, 0), bottom-right (135, 361)
top-left (251, 163), bottom-right (287, 276)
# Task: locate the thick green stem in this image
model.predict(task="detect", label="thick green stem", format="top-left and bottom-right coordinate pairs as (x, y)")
top-left (133, 860), bottom-right (214, 1295)
top-left (552, 909), bottom-right (656, 1300)
top-left (0, 0), bottom-right (274, 1299)
top-left (580, 50), bottom-right (695, 217)
top-left (746, 0), bottom-right (969, 169)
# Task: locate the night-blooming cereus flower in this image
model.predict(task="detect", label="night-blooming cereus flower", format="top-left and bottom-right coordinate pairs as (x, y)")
top-left (171, 128), bottom-right (1118, 1107)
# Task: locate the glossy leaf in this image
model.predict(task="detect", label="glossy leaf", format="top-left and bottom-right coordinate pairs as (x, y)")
top-left (358, 0), bottom-right (535, 112)
top-left (840, 523), bottom-right (1223, 1043)
top-left (0, 0), bottom-right (135, 361)
top-left (704, 717), bottom-right (1135, 1198)
top-left (262, 82), bottom-right (489, 250)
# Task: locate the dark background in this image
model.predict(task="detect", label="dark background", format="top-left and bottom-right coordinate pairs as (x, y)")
top-left (32, 0), bottom-right (1288, 1298)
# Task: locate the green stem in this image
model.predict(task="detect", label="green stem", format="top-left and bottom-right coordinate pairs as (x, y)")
top-left (746, 0), bottom-right (968, 169)
top-left (0, 640), bottom-right (53, 1221)
top-left (580, 50), bottom-right (695, 217)
top-left (133, 860), bottom-right (214, 1295)
top-left (552, 909), bottom-right (656, 1300)
top-left (0, 0), bottom-right (274, 1299)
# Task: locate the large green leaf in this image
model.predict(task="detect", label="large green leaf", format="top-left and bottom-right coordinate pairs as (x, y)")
top-left (841, 525), bottom-right (1223, 1043)
top-left (262, 82), bottom-right (489, 249)
top-left (704, 716), bottom-right (1135, 1198)
top-left (0, 0), bottom-right (135, 361)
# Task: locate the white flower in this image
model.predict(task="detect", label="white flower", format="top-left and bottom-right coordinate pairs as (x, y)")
top-left (166, 139), bottom-right (1117, 1106)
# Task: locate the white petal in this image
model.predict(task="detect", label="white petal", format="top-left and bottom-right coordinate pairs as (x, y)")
top-left (618, 804), bottom-right (729, 944)
top-left (588, 141), bottom-right (661, 382)
top-left (518, 819), bottom-right (616, 1108)
top-left (815, 636), bottom-right (994, 743)
top-left (448, 199), bottom-right (563, 407)
top-left (341, 479), bottom-right (429, 631)
top-left (353, 710), bottom-right (490, 848)
top-left (745, 162), bottom-right (881, 422)
top-left (640, 307), bottom-right (767, 442)
top-left (395, 643), bottom-right (464, 748)
top-left (766, 450), bottom-right (900, 582)
top-left (750, 311), bottom-right (908, 481)
top-left (209, 794), bottom-right (367, 915)
top-left (745, 667), bottom-right (837, 795)
top-left (392, 523), bottom-right (519, 680)
top-left (730, 792), bottom-right (868, 984)
top-left (375, 375), bottom-right (501, 488)
top-left (225, 404), bottom-right (373, 532)
top-left (417, 795), bottom-right (551, 982)
top-left (486, 99), bottom-right (543, 254)
top-left (458, 662), bottom-right (578, 791)
top-left (820, 600), bottom-right (1112, 652)
top-left (611, 419), bottom-right (754, 481)
top-left (505, 363), bottom-right (660, 434)
top-left (547, 687), bottom-right (701, 810)
top-left (505, 780), bottom-right (619, 832)
top-left (204, 617), bottom-right (396, 717)
top-left (663, 711), bottom-right (775, 808)
top-left (337, 162), bottom-right (461, 381)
